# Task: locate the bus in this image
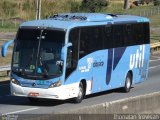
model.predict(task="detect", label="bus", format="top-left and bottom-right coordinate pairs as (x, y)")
top-left (1, 13), bottom-right (150, 103)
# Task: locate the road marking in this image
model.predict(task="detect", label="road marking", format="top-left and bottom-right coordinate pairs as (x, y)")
top-left (150, 59), bottom-right (160, 62)
top-left (150, 55), bottom-right (160, 59)
top-left (149, 64), bottom-right (160, 70)
top-left (4, 107), bottom-right (39, 115)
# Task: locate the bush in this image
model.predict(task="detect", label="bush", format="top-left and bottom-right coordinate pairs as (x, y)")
top-left (153, 0), bottom-right (160, 6)
top-left (80, 0), bottom-right (109, 12)
top-left (0, 1), bottom-right (17, 18)
top-left (69, 0), bottom-right (81, 12)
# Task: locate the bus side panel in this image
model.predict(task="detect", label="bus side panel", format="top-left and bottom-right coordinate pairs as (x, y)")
top-left (65, 44), bottom-right (150, 95)
top-left (109, 44), bottom-right (150, 89)
top-left (65, 50), bottom-right (108, 94)
top-left (131, 44), bottom-right (150, 84)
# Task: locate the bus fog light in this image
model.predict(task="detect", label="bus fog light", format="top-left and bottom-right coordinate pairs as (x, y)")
top-left (49, 80), bottom-right (62, 88)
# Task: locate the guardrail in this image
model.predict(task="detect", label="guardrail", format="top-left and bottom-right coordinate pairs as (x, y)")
top-left (0, 39), bottom-right (9, 41)
top-left (0, 65), bottom-right (10, 72)
top-left (0, 65), bottom-right (11, 75)
top-left (150, 42), bottom-right (160, 54)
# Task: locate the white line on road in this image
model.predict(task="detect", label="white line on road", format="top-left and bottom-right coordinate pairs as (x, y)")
top-left (3, 107), bottom-right (39, 115)
top-left (150, 59), bottom-right (160, 62)
top-left (149, 64), bottom-right (160, 70)
top-left (150, 55), bottom-right (160, 59)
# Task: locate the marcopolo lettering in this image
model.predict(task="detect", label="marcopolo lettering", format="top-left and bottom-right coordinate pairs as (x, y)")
top-left (93, 61), bottom-right (104, 67)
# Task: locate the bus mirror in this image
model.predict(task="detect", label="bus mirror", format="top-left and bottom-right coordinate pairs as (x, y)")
top-left (1, 39), bottom-right (14, 57)
top-left (65, 42), bottom-right (72, 48)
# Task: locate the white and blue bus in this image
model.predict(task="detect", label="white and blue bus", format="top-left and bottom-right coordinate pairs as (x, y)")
top-left (2, 13), bottom-right (150, 103)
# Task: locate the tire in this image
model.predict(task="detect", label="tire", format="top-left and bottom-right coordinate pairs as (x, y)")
top-left (28, 97), bottom-right (39, 103)
top-left (73, 82), bottom-right (84, 103)
top-left (123, 73), bottom-right (132, 93)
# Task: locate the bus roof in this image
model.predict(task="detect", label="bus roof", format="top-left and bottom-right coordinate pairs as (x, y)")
top-left (20, 13), bottom-right (149, 30)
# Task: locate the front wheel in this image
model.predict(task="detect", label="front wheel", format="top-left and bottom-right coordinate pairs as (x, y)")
top-left (73, 82), bottom-right (84, 103)
top-left (123, 73), bottom-right (132, 93)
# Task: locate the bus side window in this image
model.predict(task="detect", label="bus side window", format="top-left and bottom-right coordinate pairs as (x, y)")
top-left (66, 28), bottom-right (79, 78)
top-left (66, 47), bottom-right (72, 69)
top-left (79, 28), bottom-right (90, 58)
top-left (104, 25), bottom-right (112, 49)
top-left (125, 24), bottom-right (134, 46)
top-left (134, 23), bottom-right (144, 45)
top-left (143, 23), bottom-right (150, 44)
top-left (79, 26), bottom-right (104, 58)
top-left (92, 27), bottom-right (104, 51)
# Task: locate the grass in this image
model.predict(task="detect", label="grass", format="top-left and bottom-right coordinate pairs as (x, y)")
top-left (149, 14), bottom-right (160, 42)
top-left (150, 15), bottom-right (160, 28)
top-left (0, 20), bottom-right (20, 32)
top-left (0, 28), bottom-right (18, 32)
top-left (0, 1), bottom-right (159, 30)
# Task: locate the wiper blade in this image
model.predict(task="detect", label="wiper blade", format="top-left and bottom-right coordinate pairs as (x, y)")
top-left (12, 68), bottom-right (25, 76)
top-left (12, 70), bottom-right (21, 75)
top-left (25, 74), bottom-right (47, 79)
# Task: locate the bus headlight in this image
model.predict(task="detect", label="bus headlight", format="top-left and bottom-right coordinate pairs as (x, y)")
top-left (49, 80), bottom-right (62, 88)
top-left (11, 78), bottom-right (21, 86)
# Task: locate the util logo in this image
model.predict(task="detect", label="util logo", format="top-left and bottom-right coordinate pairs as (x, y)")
top-left (130, 45), bottom-right (145, 69)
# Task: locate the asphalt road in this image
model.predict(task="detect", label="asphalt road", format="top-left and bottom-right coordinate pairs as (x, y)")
top-left (0, 54), bottom-right (160, 115)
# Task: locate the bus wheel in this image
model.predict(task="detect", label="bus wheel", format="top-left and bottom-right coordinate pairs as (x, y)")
top-left (123, 73), bottom-right (132, 93)
top-left (28, 97), bottom-right (39, 103)
top-left (74, 82), bottom-right (84, 103)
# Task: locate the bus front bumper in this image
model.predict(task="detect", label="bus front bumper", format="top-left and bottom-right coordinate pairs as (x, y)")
top-left (10, 82), bottom-right (79, 100)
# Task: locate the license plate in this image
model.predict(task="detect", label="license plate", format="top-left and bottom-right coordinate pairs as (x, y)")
top-left (28, 92), bottom-right (39, 97)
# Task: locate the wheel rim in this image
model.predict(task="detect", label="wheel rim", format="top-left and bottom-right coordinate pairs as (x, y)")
top-left (78, 86), bottom-right (83, 99)
top-left (126, 77), bottom-right (131, 89)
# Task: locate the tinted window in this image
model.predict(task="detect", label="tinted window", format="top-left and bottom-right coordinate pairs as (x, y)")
top-left (79, 26), bottom-right (104, 58)
top-left (112, 24), bottom-right (125, 47)
top-left (72, 22), bottom-right (150, 59)
top-left (69, 28), bottom-right (79, 68)
top-left (13, 28), bottom-right (65, 79)
top-left (66, 28), bottom-right (79, 78)
top-left (104, 25), bottom-right (112, 49)
top-left (133, 23), bottom-right (150, 45)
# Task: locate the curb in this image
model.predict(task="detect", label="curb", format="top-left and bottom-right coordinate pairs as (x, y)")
top-left (63, 92), bottom-right (160, 114)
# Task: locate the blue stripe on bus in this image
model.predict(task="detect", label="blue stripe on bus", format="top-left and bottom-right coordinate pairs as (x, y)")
top-left (113, 47), bottom-right (126, 70)
top-left (106, 47), bottom-right (126, 85)
top-left (106, 48), bottom-right (113, 85)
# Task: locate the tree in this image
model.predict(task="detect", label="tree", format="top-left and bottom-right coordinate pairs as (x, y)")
top-left (80, 0), bottom-right (109, 12)
top-left (124, 0), bottom-right (130, 9)
top-left (1, 1), bottom-right (17, 18)
top-left (153, 0), bottom-right (160, 5)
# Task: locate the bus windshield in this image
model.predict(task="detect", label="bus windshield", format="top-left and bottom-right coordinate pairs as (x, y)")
top-left (12, 28), bottom-right (65, 79)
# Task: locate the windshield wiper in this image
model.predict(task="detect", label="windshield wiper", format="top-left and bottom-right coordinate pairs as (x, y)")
top-left (12, 68), bottom-right (25, 76)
